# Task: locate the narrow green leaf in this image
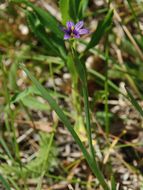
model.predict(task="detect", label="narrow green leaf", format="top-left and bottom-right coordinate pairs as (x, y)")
top-left (11, 86), bottom-right (67, 105)
top-left (26, 11), bottom-right (59, 55)
top-left (20, 55), bottom-right (63, 64)
top-left (11, 0), bottom-right (63, 38)
top-left (86, 9), bottom-right (113, 51)
top-left (70, 49), bottom-right (110, 190)
top-left (59, 0), bottom-right (71, 24)
top-left (72, 49), bottom-right (95, 158)
top-left (67, 53), bottom-right (78, 82)
top-left (78, 0), bottom-right (89, 19)
top-left (30, 4), bottom-right (63, 38)
top-left (111, 175), bottom-right (116, 190)
top-left (8, 61), bottom-right (18, 90)
top-left (21, 96), bottom-right (50, 111)
top-left (20, 64), bottom-right (110, 190)
top-left (69, 0), bottom-right (81, 22)
top-left (0, 138), bottom-right (14, 161)
top-left (88, 68), bottom-right (125, 95)
top-left (6, 178), bottom-right (19, 190)
top-left (26, 10), bottom-right (66, 59)
top-left (126, 87), bottom-right (143, 117)
top-left (0, 174), bottom-right (11, 190)
top-left (126, 0), bottom-right (141, 34)
top-left (72, 49), bottom-right (86, 83)
top-left (20, 64), bottom-right (91, 158)
top-left (11, 86), bottom-right (39, 104)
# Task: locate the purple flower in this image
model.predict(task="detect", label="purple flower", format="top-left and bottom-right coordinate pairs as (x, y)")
top-left (63, 21), bottom-right (89, 40)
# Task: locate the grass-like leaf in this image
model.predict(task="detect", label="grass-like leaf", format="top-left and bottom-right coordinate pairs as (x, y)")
top-left (88, 68), bottom-right (127, 97)
top-left (21, 64), bottom-right (110, 190)
top-left (69, 0), bottom-right (81, 22)
top-left (86, 9), bottom-right (113, 51)
top-left (59, 0), bottom-right (88, 23)
top-left (111, 175), bottom-right (117, 190)
top-left (78, 0), bottom-right (89, 19)
top-left (26, 10), bottom-right (66, 60)
top-left (0, 138), bottom-right (14, 161)
top-left (0, 174), bottom-right (11, 190)
top-left (21, 96), bottom-right (50, 111)
top-left (59, 0), bottom-right (71, 24)
top-left (11, 0), bottom-right (63, 38)
top-left (126, 87), bottom-right (143, 117)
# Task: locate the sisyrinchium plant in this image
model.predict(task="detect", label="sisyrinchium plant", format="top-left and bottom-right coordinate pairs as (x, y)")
top-left (1, 0), bottom-right (143, 189)
top-left (3, 0), bottom-right (117, 189)
top-left (19, 14), bottom-right (113, 189)
top-left (59, 20), bottom-right (111, 190)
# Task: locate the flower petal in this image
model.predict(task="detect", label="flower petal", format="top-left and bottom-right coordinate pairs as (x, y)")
top-left (74, 34), bottom-right (80, 38)
top-left (66, 21), bottom-right (74, 30)
top-left (64, 33), bottom-right (70, 40)
top-left (75, 21), bottom-right (84, 31)
top-left (79, 28), bottom-right (89, 35)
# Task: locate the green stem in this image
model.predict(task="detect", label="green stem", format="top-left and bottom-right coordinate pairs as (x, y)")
top-left (104, 41), bottom-right (109, 137)
top-left (82, 82), bottom-right (95, 158)
top-left (126, 0), bottom-right (142, 35)
top-left (11, 112), bottom-right (20, 161)
top-left (81, 64), bottom-right (110, 190)
top-left (69, 41), bottom-right (81, 114)
top-left (71, 45), bottom-right (95, 159)
top-left (69, 47), bottom-right (110, 190)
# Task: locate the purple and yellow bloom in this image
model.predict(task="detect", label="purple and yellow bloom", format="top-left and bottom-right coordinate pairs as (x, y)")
top-left (63, 21), bottom-right (89, 40)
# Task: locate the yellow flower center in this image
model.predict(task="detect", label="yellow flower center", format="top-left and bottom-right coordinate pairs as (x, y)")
top-left (71, 26), bottom-right (74, 31)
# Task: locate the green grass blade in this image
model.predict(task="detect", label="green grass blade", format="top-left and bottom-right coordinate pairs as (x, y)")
top-left (7, 177), bottom-right (19, 190)
top-left (26, 11), bottom-right (59, 55)
top-left (26, 10), bottom-right (66, 60)
top-left (126, 87), bottom-right (143, 117)
top-left (20, 64), bottom-right (90, 158)
top-left (111, 175), bottom-right (116, 190)
top-left (11, 0), bottom-right (63, 38)
top-left (88, 68), bottom-right (127, 97)
top-left (11, 86), bottom-right (39, 104)
top-left (21, 96), bottom-right (50, 111)
top-left (69, 0), bottom-right (80, 22)
top-left (59, 0), bottom-right (71, 24)
top-left (0, 174), bottom-right (11, 190)
top-left (126, 0), bottom-right (141, 34)
top-left (66, 49), bottom-right (110, 190)
top-left (0, 138), bottom-right (14, 161)
top-left (11, 86), bottom-right (67, 105)
top-left (72, 49), bottom-right (94, 154)
top-left (86, 9), bottom-right (113, 51)
top-left (20, 64), bottom-right (110, 190)
top-left (78, 0), bottom-right (89, 19)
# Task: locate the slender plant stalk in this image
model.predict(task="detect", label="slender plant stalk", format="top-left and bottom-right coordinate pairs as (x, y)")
top-left (69, 47), bottom-right (110, 190)
top-left (126, 0), bottom-right (142, 35)
top-left (70, 45), bottom-right (95, 158)
top-left (82, 81), bottom-right (95, 159)
top-left (69, 40), bottom-right (81, 114)
top-left (104, 38), bottom-right (110, 137)
top-left (82, 82), bottom-right (110, 189)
